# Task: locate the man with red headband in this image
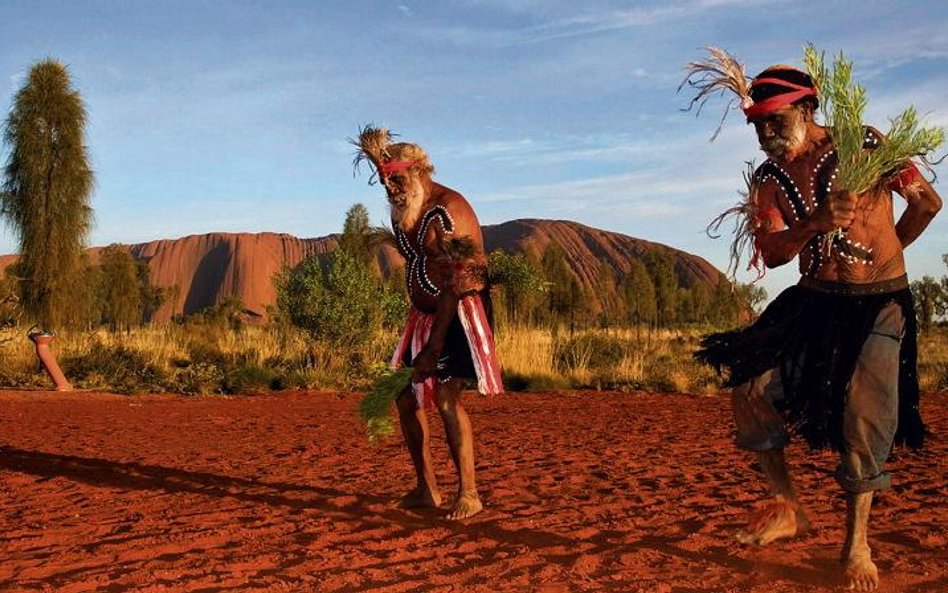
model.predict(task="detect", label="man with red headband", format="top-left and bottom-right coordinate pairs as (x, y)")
top-left (685, 56), bottom-right (942, 591)
top-left (352, 126), bottom-right (503, 520)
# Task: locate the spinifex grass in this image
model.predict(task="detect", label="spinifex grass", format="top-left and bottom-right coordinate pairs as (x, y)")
top-left (803, 44), bottom-right (944, 196)
top-left (358, 367), bottom-right (413, 445)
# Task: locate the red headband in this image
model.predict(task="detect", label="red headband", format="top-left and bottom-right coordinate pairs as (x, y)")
top-left (743, 78), bottom-right (817, 121)
top-left (379, 160), bottom-right (416, 175)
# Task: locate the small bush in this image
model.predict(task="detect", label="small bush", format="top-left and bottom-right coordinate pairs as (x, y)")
top-left (62, 342), bottom-right (166, 394)
top-left (920, 362), bottom-right (948, 392)
top-left (553, 334), bottom-right (625, 372)
top-left (272, 368), bottom-right (321, 390)
top-left (223, 364), bottom-right (278, 394)
top-left (0, 364), bottom-right (46, 389)
top-left (170, 362), bottom-right (224, 395)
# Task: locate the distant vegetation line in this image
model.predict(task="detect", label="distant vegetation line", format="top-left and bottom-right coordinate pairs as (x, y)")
top-left (1, 205), bottom-right (946, 395)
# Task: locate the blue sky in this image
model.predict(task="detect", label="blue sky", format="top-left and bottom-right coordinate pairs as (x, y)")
top-left (1, 0), bottom-right (946, 298)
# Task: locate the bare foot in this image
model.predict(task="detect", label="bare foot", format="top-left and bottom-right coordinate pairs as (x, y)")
top-left (737, 495), bottom-right (805, 546)
top-left (398, 485), bottom-right (442, 509)
top-left (844, 555), bottom-right (879, 591)
top-left (446, 491), bottom-right (482, 520)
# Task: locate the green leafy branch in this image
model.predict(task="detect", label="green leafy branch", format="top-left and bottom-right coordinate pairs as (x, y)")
top-left (803, 44), bottom-right (944, 196)
top-left (358, 367), bottom-right (413, 445)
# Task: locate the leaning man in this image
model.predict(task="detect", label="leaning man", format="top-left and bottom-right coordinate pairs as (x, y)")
top-left (686, 58), bottom-right (942, 591)
top-left (353, 126), bottom-right (503, 520)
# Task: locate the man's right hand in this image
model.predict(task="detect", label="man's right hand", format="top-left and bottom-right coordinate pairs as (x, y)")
top-left (810, 190), bottom-right (857, 232)
top-left (411, 346), bottom-right (439, 383)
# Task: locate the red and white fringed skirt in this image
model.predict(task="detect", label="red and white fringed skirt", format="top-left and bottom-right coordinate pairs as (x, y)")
top-left (391, 294), bottom-right (504, 408)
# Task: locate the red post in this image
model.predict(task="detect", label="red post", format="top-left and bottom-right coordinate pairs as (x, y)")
top-left (28, 331), bottom-right (72, 391)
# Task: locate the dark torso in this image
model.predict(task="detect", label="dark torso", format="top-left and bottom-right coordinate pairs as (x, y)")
top-left (393, 204), bottom-right (456, 314)
top-left (761, 129), bottom-right (906, 283)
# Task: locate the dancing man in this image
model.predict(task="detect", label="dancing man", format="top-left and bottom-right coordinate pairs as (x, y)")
top-left (352, 126), bottom-right (503, 520)
top-left (684, 52), bottom-right (942, 591)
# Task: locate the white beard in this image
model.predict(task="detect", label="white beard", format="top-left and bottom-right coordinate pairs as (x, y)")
top-left (761, 120), bottom-right (807, 160)
top-left (390, 180), bottom-right (426, 232)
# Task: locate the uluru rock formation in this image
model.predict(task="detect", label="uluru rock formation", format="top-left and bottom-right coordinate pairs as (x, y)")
top-left (0, 219), bottom-right (725, 322)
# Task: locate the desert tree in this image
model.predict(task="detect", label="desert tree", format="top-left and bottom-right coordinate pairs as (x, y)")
top-left (137, 259), bottom-right (167, 324)
top-left (541, 244), bottom-right (585, 334)
top-left (733, 282), bottom-right (767, 316)
top-left (689, 282), bottom-right (712, 324)
top-left (645, 251), bottom-right (679, 327)
top-left (911, 276), bottom-right (946, 332)
top-left (486, 249), bottom-right (547, 327)
top-left (707, 278), bottom-right (744, 327)
top-left (98, 245), bottom-right (141, 332)
top-left (1, 59), bottom-right (94, 329)
top-left (274, 250), bottom-right (405, 360)
top-left (339, 203), bottom-right (374, 267)
top-left (339, 202), bottom-right (395, 277)
top-left (622, 259), bottom-right (657, 332)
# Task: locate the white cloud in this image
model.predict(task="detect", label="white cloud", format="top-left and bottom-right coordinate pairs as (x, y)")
top-left (481, 168), bottom-right (735, 214)
top-left (410, 0), bottom-right (787, 48)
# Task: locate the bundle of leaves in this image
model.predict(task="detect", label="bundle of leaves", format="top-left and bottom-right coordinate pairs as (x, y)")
top-left (803, 44), bottom-right (944, 195)
top-left (358, 367), bottom-right (412, 445)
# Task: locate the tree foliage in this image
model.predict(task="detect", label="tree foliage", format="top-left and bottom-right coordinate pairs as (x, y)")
top-left (1, 59), bottom-right (94, 329)
top-left (541, 244), bottom-right (585, 331)
top-left (275, 250), bottom-right (405, 349)
top-left (646, 251), bottom-right (679, 327)
top-left (912, 274), bottom-right (947, 332)
top-left (339, 203), bottom-right (374, 268)
top-left (623, 259), bottom-right (657, 327)
top-left (487, 249), bottom-right (547, 325)
top-left (99, 245), bottom-right (143, 331)
top-left (137, 260), bottom-right (168, 323)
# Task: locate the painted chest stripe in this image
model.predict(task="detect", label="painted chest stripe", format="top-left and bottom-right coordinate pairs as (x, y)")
top-left (396, 205), bottom-right (456, 298)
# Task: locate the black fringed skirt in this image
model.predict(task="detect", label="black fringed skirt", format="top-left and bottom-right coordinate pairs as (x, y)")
top-left (695, 276), bottom-right (923, 451)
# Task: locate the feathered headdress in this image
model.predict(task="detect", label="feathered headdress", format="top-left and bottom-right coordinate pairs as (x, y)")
top-left (679, 47), bottom-right (753, 141)
top-left (350, 125), bottom-right (434, 184)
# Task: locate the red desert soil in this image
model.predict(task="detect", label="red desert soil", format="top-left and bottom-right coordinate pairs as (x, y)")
top-left (1, 389), bottom-right (946, 592)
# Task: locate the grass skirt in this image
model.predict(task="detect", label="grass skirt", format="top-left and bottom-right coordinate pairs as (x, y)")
top-left (696, 283), bottom-right (923, 451)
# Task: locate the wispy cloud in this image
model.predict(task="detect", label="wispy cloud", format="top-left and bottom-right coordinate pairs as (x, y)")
top-left (481, 168), bottom-right (734, 211)
top-left (431, 0), bottom-right (786, 47)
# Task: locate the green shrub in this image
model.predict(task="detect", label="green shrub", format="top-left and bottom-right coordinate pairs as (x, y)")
top-left (223, 364), bottom-right (278, 394)
top-left (274, 250), bottom-right (405, 350)
top-left (62, 341), bottom-right (166, 394)
top-left (553, 334), bottom-right (625, 372)
top-left (170, 362), bottom-right (224, 395)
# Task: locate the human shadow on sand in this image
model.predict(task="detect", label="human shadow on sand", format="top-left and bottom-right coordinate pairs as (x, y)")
top-left (0, 446), bottom-right (390, 512)
top-left (1, 446), bottom-right (851, 591)
top-left (0, 446), bottom-right (586, 551)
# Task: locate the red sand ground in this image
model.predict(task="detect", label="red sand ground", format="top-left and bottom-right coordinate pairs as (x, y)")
top-left (1, 389), bottom-right (946, 592)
